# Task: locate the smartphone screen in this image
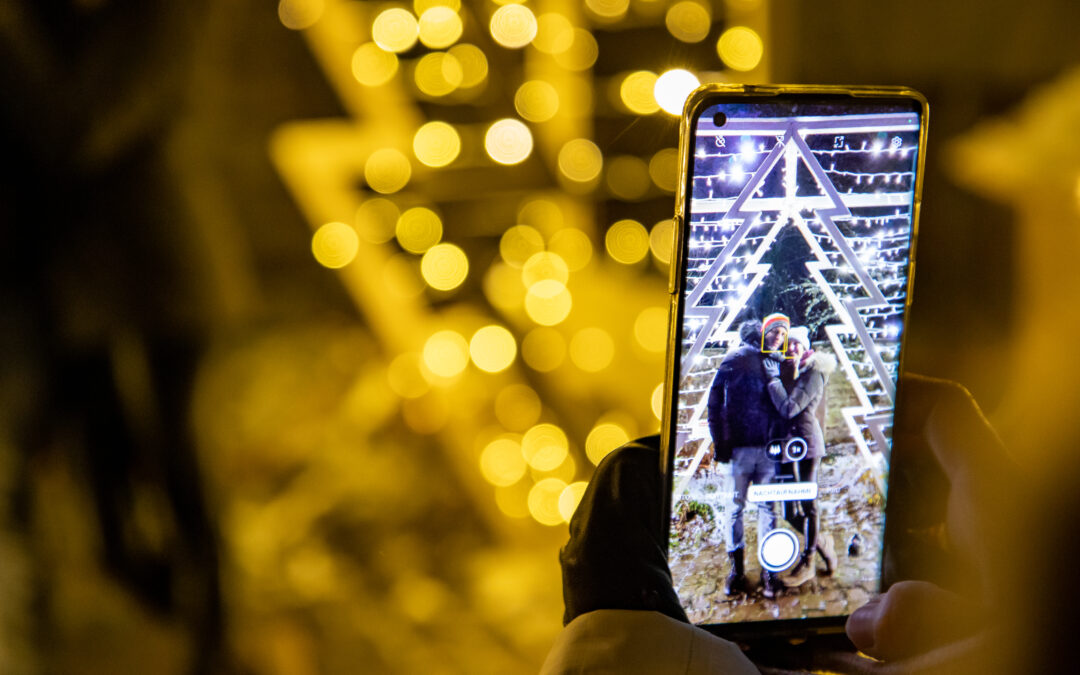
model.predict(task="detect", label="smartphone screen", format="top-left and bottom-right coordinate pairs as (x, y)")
top-left (663, 88), bottom-right (926, 633)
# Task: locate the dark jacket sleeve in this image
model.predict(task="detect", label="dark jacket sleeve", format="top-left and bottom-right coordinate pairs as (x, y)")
top-left (706, 370), bottom-right (730, 461)
top-left (766, 370), bottom-right (823, 420)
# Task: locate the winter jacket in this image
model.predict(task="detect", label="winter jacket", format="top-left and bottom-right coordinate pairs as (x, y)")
top-left (706, 321), bottom-right (777, 462)
top-left (765, 351), bottom-right (836, 459)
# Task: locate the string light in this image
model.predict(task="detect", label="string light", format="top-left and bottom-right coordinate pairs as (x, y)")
top-left (521, 327), bottom-right (566, 371)
top-left (665, 1), bottom-right (711, 43)
top-left (351, 43), bottom-right (398, 87)
top-left (619, 71), bottom-right (660, 115)
top-left (396, 207), bottom-right (442, 254)
top-left (605, 219), bottom-right (650, 264)
top-left (372, 7), bottom-right (419, 53)
top-left (533, 12), bottom-right (574, 55)
top-left (448, 44), bottom-right (489, 88)
top-left (278, 0), bottom-right (323, 30)
top-left (521, 424), bottom-right (569, 472)
top-left (364, 148), bottom-right (411, 194)
top-left (485, 119), bottom-right (533, 165)
top-left (420, 243), bottom-right (468, 290)
top-left (554, 29), bottom-right (599, 71)
top-left (422, 330), bottom-right (469, 379)
top-left (469, 325), bottom-right (517, 373)
top-left (528, 478), bottom-right (567, 526)
top-left (558, 139), bottom-right (604, 184)
top-left (311, 221), bottom-right (359, 269)
top-left (490, 4), bottom-right (538, 49)
top-left (417, 6), bottom-right (462, 49)
top-left (524, 280), bottom-right (572, 326)
top-left (654, 69), bottom-right (700, 116)
top-left (548, 228), bottom-right (593, 271)
top-left (649, 218), bottom-right (674, 263)
top-left (585, 422), bottom-right (630, 465)
top-left (413, 121), bottom-right (461, 167)
top-left (515, 80), bottom-right (560, 123)
top-left (522, 251), bottom-right (569, 287)
top-left (479, 437), bottom-right (527, 487)
top-left (558, 481), bottom-right (589, 522)
top-left (717, 26), bottom-right (764, 71)
top-left (569, 327), bottom-right (615, 372)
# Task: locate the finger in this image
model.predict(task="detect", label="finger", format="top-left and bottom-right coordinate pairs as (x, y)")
top-left (846, 580), bottom-right (984, 662)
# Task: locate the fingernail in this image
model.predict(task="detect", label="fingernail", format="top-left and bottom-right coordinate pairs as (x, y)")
top-left (846, 598), bottom-right (881, 651)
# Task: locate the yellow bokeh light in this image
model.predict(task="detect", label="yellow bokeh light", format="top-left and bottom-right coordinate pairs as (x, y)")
top-left (634, 306), bottom-right (668, 353)
top-left (499, 225), bottom-right (545, 269)
top-left (521, 251), bottom-right (569, 287)
top-left (620, 70), bottom-right (660, 115)
top-left (605, 155), bottom-right (652, 200)
top-left (524, 280), bottom-right (572, 326)
top-left (717, 26), bottom-right (764, 72)
top-left (365, 148), bottom-right (412, 194)
top-left (479, 438), bottom-right (527, 487)
top-left (558, 139), bottom-right (603, 184)
top-left (586, 0), bottom-right (629, 20)
top-left (529, 478), bottom-right (568, 526)
top-left (414, 0), bottom-right (460, 14)
top-left (311, 221), bottom-right (359, 269)
top-left (605, 219), bottom-right (650, 264)
top-left (387, 352), bottom-right (429, 398)
top-left (414, 52), bottom-right (463, 97)
top-left (514, 81), bottom-right (560, 123)
top-left (372, 7), bottom-right (419, 53)
top-left (553, 29), bottom-right (598, 71)
top-left (470, 325), bottom-right (517, 373)
top-left (649, 147), bottom-right (680, 192)
top-left (569, 327), bottom-right (615, 372)
top-left (494, 384), bottom-right (542, 431)
top-left (351, 43), bottom-right (399, 87)
top-left (585, 422), bottom-right (630, 465)
top-left (495, 482), bottom-right (531, 519)
top-left (402, 393), bottom-right (448, 434)
top-left (558, 481), bottom-right (589, 522)
top-left (449, 44), bottom-right (488, 88)
top-left (651, 382), bottom-right (665, 420)
top-left (521, 327), bottom-right (566, 372)
top-left (533, 13), bottom-right (574, 55)
top-left (521, 424), bottom-right (569, 472)
top-left (485, 119), bottom-right (533, 165)
top-left (418, 6), bottom-right (462, 49)
top-left (356, 198), bottom-right (400, 244)
top-left (422, 330), bottom-right (469, 379)
top-left (665, 0), bottom-right (711, 43)
top-left (534, 453), bottom-right (576, 484)
top-left (421, 243), bottom-right (469, 291)
top-left (518, 198), bottom-right (564, 235)
top-left (483, 262), bottom-right (525, 311)
top-left (383, 253), bottom-right (424, 299)
top-left (396, 207), bottom-right (442, 254)
top-left (548, 228), bottom-right (592, 272)
top-left (490, 4), bottom-right (537, 49)
top-left (413, 121), bottom-right (461, 168)
top-left (654, 68), bottom-right (700, 116)
top-left (649, 218), bottom-right (674, 263)
top-left (278, 0), bottom-right (323, 30)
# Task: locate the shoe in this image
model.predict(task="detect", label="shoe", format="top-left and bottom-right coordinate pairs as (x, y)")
top-left (761, 569), bottom-right (784, 599)
top-left (784, 552), bottom-right (816, 588)
top-left (817, 534), bottom-right (838, 576)
top-left (724, 549), bottom-right (749, 596)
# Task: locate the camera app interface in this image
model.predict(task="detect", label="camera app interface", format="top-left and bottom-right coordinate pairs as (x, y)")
top-left (669, 99), bottom-right (921, 625)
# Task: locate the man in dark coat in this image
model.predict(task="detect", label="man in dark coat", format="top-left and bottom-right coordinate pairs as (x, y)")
top-left (707, 313), bottom-right (789, 597)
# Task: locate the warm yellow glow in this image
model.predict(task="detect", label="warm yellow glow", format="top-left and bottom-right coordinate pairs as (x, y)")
top-left (533, 13), bottom-right (574, 54)
top-left (449, 44), bottom-right (488, 88)
top-left (418, 6), bottom-right (463, 49)
top-left (415, 0), bottom-right (461, 13)
top-left (605, 219), bottom-right (650, 264)
top-left (634, 306), bottom-right (668, 353)
top-left (651, 382), bottom-right (665, 420)
top-left (372, 7), bottom-right (419, 53)
top-left (469, 325), bottom-right (517, 373)
top-left (521, 424), bottom-right (569, 472)
top-left (514, 81), bottom-right (560, 123)
top-left (665, 1), bottom-right (711, 43)
top-left (396, 207), bottom-right (443, 254)
top-left (586, 0), bottom-right (629, 20)
top-left (537, 454), bottom-right (577, 484)
top-left (529, 478), bottom-right (568, 526)
top-left (554, 29), bottom-right (598, 71)
top-left (718, 26), bottom-right (764, 72)
top-left (479, 438), bottom-right (527, 487)
top-left (499, 225), bottom-right (545, 268)
top-left (413, 121), bottom-right (461, 167)
top-left (351, 43), bottom-right (399, 87)
top-left (495, 483), bottom-right (530, 519)
top-left (605, 155), bottom-right (651, 200)
top-left (421, 243), bottom-right (469, 291)
top-left (365, 148), bottom-right (412, 194)
top-left (619, 70), bottom-right (660, 115)
top-left (402, 394), bottom-right (448, 434)
top-left (558, 481), bottom-right (589, 522)
top-left (548, 228), bottom-right (593, 272)
top-left (586, 422), bottom-right (630, 465)
top-left (494, 384), bottom-right (542, 431)
top-left (355, 198), bottom-right (400, 244)
top-left (278, 0), bottom-right (323, 30)
top-left (521, 251), bottom-right (569, 287)
top-left (383, 253), bottom-right (424, 299)
top-left (387, 352), bottom-right (429, 398)
top-left (558, 139), bottom-right (604, 184)
top-left (570, 327), bottom-right (615, 372)
top-left (518, 199), bottom-right (564, 234)
top-left (654, 69), bottom-right (700, 116)
top-left (524, 280), bottom-right (572, 326)
top-left (414, 52), bottom-right (463, 97)
top-left (311, 221), bottom-right (359, 269)
top-left (649, 148), bottom-right (679, 192)
top-left (490, 4), bottom-right (537, 49)
top-left (521, 327), bottom-right (566, 372)
top-left (649, 218), bottom-right (674, 263)
top-left (485, 119), bottom-right (533, 165)
top-left (422, 330), bottom-right (469, 378)
top-left (483, 262), bottom-right (525, 311)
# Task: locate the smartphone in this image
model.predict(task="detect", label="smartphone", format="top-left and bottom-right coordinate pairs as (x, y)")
top-left (660, 84), bottom-right (928, 639)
